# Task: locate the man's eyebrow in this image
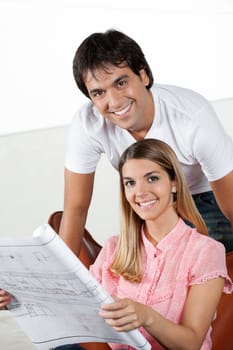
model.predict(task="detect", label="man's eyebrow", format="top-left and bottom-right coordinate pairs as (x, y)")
top-left (89, 88), bottom-right (103, 95)
top-left (113, 74), bottom-right (129, 85)
top-left (89, 74), bottom-right (130, 95)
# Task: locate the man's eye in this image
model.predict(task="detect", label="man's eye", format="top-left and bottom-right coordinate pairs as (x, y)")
top-left (148, 175), bottom-right (159, 183)
top-left (91, 90), bottom-right (104, 98)
top-left (118, 79), bottom-right (127, 87)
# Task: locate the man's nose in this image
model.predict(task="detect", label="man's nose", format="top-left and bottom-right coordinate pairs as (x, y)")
top-left (107, 89), bottom-right (120, 107)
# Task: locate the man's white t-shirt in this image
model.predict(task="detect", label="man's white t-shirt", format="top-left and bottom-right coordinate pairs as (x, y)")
top-left (65, 84), bottom-right (233, 195)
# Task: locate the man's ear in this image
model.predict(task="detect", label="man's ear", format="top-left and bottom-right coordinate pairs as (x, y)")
top-left (139, 68), bottom-right (150, 86)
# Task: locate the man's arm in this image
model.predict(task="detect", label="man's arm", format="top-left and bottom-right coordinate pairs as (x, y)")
top-left (210, 169), bottom-right (233, 231)
top-left (59, 168), bottom-right (95, 256)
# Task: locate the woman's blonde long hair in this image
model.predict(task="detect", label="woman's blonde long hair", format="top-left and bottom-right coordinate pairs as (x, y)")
top-left (111, 139), bottom-right (208, 282)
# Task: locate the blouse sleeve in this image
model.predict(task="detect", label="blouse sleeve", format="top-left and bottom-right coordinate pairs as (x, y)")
top-left (189, 238), bottom-right (233, 294)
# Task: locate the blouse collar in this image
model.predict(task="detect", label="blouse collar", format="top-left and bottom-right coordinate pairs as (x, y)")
top-left (141, 218), bottom-right (191, 254)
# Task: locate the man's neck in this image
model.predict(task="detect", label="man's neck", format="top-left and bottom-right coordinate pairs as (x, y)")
top-left (128, 129), bottom-right (150, 141)
top-left (129, 102), bottom-right (155, 140)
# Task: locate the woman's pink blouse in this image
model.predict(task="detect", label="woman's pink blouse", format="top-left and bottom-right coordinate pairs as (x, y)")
top-left (90, 219), bottom-right (232, 350)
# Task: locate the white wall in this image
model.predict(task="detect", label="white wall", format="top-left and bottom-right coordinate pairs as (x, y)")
top-left (0, 98), bottom-right (232, 244)
top-left (0, 0), bottom-right (233, 244)
top-left (0, 0), bottom-right (233, 135)
top-left (0, 124), bottom-right (120, 244)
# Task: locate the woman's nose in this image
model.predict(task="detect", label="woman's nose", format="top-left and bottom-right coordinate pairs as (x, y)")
top-left (135, 182), bottom-right (147, 196)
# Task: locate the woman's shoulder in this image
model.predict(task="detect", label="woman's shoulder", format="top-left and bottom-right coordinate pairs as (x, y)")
top-left (186, 228), bottom-right (227, 272)
top-left (178, 224), bottom-right (226, 267)
top-left (190, 228), bottom-right (225, 253)
top-left (103, 235), bottom-right (119, 252)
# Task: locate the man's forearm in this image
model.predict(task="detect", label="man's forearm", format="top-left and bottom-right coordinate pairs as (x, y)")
top-left (59, 211), bottom-right (87, 256)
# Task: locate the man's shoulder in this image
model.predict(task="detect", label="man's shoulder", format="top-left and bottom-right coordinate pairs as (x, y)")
top-left (75, 100), bottom-right (100, 120)
top-left (154, 83), bottom-right (205, 97)
top-left (72, 103), bottom-right (129, 147)
top-left (153, 83), bottom-right (209, 111)
top-left (72, 101), bottom-right (107, 132)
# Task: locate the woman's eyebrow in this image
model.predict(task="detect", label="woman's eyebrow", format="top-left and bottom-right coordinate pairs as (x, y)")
top-left (122, 176), bottom-right (133, 181)
top-left (143, 171), bottom-right (160, 178)
top-left (123, 171), bottom-right (161, 180)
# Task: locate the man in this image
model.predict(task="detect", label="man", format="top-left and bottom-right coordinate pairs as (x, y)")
top-left (60, 29), bottom-right (233, 256)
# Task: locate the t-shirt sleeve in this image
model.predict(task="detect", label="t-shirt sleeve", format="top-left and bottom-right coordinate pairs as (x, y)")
top-left (189, 239), bottom-right (233, 294)
top-left (191, 102), bottom-right (233, 181)
top-left (65, 107), bottom-right (102, 174)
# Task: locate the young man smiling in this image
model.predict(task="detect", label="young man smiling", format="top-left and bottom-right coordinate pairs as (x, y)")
top-left (60, 28), bottom-right (233, 257)
top-left (84, 65), bottom-right (154, 140)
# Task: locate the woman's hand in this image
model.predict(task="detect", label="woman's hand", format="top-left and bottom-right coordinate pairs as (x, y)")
top-left (0, 289), bottom-right (11, 310)
top-left (99, 296), bottom-right (150, 332)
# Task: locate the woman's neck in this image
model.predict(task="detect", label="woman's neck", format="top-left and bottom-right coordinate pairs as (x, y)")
top-left (144, 213), bottom-right (179, 245)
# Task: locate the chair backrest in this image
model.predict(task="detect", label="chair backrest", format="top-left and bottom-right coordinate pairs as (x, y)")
top-left (48, 211), bottom-right (111, 350)
top-left (211, 251), bottom-right (233, 350)
top-left (48, 211), bottom-right (102, 268)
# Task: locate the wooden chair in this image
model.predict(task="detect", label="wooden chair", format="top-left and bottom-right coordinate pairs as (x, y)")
top-left (48, 211), bottom-right (233, 350)
top-left (211, 251), bottom-right (233, 350)
top-left (48, 211), bottom-right (111, 350)
top-left (48, 210), bottom-right (102, 268)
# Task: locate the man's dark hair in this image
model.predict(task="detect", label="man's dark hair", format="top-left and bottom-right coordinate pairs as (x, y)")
top-left (73, 29), bottom-right (154, 98)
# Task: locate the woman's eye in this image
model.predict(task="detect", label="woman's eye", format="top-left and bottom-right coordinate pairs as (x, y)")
top-left (148, 175), bottom-right (159, 183)
top-left (124, 180), bottom-right (135, 187)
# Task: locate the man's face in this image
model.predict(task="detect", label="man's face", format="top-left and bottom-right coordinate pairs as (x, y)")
top-left (84, 64), bottom-right (154, 137)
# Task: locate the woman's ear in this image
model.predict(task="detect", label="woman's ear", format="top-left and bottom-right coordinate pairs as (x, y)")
top-left (171, 184), bottom-right (177, 203)
top-left (172, 186), bottom-right (177, 193)
top-left (171, 180), bottom-right (177, 193)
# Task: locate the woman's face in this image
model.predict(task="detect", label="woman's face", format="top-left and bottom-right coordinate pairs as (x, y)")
top-left (122, 158), bottom-right (177, 224)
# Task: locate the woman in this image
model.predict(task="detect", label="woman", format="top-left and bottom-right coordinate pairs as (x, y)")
top-left (2, 139), bottom-right (232, 350)
top-left (90, 138), bottom-right (232, 350)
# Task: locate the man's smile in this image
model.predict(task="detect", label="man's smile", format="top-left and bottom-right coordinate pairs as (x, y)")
top-left (110, 101), bottom-right (133, 118)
